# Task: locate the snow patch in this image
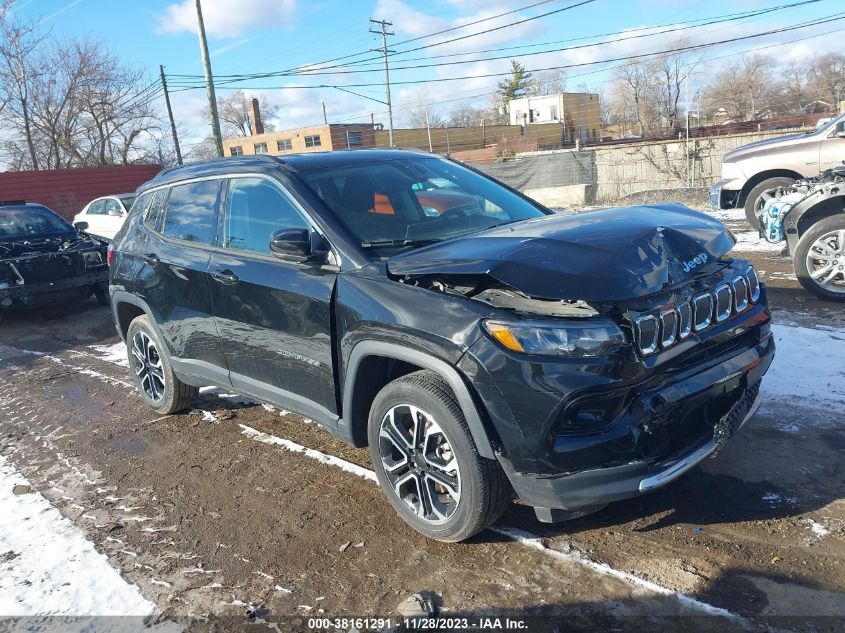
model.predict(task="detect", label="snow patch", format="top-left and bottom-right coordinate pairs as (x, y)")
top-left (0, 454), bottom-right (155, 616)
top-left (731, 231), bottom-right (784, 253)
top-left (88, 343), bottom-right (130, 368)
top-left (802, 519), bottom-right (830, 539)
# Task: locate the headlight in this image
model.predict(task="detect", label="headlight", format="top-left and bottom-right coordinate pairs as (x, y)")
top-left (721, 162), bottom-right (744, 181)
top-left (483, 319), bottom-right (626, 358)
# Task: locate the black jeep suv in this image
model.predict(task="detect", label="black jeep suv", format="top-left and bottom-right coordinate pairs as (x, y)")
top-left (109, 150), bottom-right (774, 542)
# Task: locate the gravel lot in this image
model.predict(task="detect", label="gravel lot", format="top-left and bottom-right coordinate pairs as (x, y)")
top-left (0, 206), bottom-right (843, 632)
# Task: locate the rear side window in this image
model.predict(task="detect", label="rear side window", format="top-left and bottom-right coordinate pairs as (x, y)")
top-left (162, 180), bottom-right (222, 244)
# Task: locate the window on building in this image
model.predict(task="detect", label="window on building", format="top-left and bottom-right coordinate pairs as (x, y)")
top-left (550, 105), bottom-right (558, 120)
top-left (254, 142), bottom-right (268, 154)
top-left (346, 131), bottom-right (363, 147)
top-left (591, 129), bottom-right (598, 140)
top-left (304, 135), bottom-right (321, 148)
top-left (162, 180), bottom-right (222, 244)
top-left (230, 146), bottom-right (244, 156)
top-left (224, 177), bottom-right (309, 255)
top-left (277, 138), bottom-right (293, 151)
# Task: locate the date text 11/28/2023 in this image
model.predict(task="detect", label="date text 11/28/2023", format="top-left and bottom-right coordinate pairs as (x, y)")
top-left (307, 617), bottom-right (528, 630)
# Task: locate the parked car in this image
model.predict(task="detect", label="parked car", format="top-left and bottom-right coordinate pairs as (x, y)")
top-left (758, 165), bottom-right (845, 301)
top-left (709, 113), bottom-right (845, 230)
top-left (109, 151), bottom-right (774, 542)
top-left (0, 201), bottom-right (109, 319)
top-left (73, 194), bottom-right (135, 240)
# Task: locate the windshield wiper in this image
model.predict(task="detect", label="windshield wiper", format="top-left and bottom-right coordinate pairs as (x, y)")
top-left (360, 238), bottom-right (438, 248)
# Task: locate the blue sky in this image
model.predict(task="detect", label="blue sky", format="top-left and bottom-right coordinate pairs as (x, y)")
top-left (11, 0), bottom-right (843, 149)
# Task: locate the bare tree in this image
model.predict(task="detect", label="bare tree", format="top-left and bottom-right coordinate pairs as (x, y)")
top-left (529, 69), bottom-right (567, 96)
top-left (217, 90), bottom-right (278, 137)
top-left (701, 55), bottom-right (779, 122)
top-left (446, 102), bottom-right (482, 127)
top-left (399, 90), bottom-right (446, 128)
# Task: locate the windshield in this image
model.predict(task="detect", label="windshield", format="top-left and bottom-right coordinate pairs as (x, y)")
top-left (0, 206), bottom-right (74, 240)
top-left (812, 113), bottom-right (845, 135)
top-left (297, 156), bottom-right (548, 252)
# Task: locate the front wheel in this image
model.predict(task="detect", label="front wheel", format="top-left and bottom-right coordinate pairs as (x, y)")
top-left (794, 215), bottom-right (845, 301)
top-left (126, 315), bottom-right (199, 413)
top-left (744, 177), bottom-right (795, 231)
top-left (367, 370), bottom-right (510, 542)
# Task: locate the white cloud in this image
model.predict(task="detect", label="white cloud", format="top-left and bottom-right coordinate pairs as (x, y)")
top-left (157, 0), bottom-right (297, 39)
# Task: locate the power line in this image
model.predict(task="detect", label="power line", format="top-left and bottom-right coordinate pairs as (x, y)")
top-left (167, 13), bottom-right (845, 91)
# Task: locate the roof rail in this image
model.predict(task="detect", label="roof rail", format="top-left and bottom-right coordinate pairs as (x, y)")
top-left (155, 153), bottom-right (283, 177)
top-left (0, 200), bottom-right (27, 206)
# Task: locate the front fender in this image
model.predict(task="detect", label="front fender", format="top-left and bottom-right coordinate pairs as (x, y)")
top-left (783, 189), bottom-right (845, 253)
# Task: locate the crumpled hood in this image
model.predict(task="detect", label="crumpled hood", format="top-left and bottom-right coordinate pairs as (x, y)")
top-left (387, 204), bottom-right (736, 302)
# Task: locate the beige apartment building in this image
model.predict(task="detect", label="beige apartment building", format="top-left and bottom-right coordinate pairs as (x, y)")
top-left (223, 123), bottom-right (376, 157)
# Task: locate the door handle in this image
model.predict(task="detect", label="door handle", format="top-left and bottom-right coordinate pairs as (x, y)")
top-left (142, 252), bottom-right (158, 265)
top-left (210, 268), bottom-right (240, 284)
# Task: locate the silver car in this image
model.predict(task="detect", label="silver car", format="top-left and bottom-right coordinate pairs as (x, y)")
top-left (709, 113), bottom-right (845, 229)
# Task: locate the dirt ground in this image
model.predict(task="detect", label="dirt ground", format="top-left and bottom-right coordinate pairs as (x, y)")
top-left (0, 208), bottom-right (843, 632)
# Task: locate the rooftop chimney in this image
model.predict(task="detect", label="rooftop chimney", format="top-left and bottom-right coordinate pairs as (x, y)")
top-left (250, 98), bottom-right (264, 135)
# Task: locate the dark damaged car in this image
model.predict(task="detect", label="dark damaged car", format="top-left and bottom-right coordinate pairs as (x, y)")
top-left (0, 202), bottom-right (109, 320)
top-left (109, 151), bottom-right (774, 542)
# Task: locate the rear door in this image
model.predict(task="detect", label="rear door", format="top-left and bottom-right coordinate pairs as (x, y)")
top-left (136, 178), bottom-right (229, 381)
top-left (818, 122), bottom-right (845, 173)
top-left (208, 175), bottom-right (338, 420)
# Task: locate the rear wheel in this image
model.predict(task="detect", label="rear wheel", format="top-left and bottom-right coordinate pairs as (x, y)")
top-left (93, 283), bottom-right (109, 306)
top-left (126, 315), bottom-right (199, 413)
top-left (744, 177), bottom-right (795, 231)
top-left (367, 370), bottom-right (510, 542)
top-left (794, 215), bottom-right (845, 301)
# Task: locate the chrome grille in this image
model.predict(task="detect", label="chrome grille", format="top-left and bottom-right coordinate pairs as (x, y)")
top-left (659, 308), bottom-right (678, 347)
top-left (732, 275), bottom-right (749, 312)
top-left (629, 265), bottom-right (762, 358)
top-left (634, 315), bottom-right (660, 355)
top-left (746, 266), bottom-right (760, 302)
top-left (714, 283), bottom-right (732, 322)
top-left (692, 292), bottom-right (713, 331)
top-left (677, 302), bottom-right (692, 339)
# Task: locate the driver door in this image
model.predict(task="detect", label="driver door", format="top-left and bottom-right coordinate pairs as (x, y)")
top-left (819, 119), bottom-right (845, 172)
top-left (208, 175), bottom-right (338, 421)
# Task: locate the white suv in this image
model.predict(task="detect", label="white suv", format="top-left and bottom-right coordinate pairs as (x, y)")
top-left (73, 194), bottom-right (135, 240)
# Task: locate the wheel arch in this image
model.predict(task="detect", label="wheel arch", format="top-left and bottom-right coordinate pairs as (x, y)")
top-left (738, 169), bottom-right (804, 207)
top-left (339, 341), bottom-right (496, 459)
top-left (111, 291), bottom-right (162, 343)
top-left (792, 196), bottom-right (845, 240)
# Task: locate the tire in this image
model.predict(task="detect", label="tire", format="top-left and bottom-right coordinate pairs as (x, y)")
top-left (744, 177), bottom-right (795, 231)
top-left (367, 370), bottom-right (510, 542)
top-left (94, 283), bottom-right (109, 306)
top-left (126, 315), bottom-right (199, 413)
top-left (793, 215), bottom-right (845, 302)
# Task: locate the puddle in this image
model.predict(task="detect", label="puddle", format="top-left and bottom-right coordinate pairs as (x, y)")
top-left (109, 436), bottom-right (148, 455)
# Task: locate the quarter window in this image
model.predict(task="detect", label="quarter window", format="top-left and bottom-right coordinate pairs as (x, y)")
top-left (254, 142), bottom-right (268, 154)
top-left (304, 135), bottom-right (321, 148)
top-left (224, 177), bottom-right (309, 255)
top-left (144, 189), bottom-right (169, 231)
top-left (162, 180), bottom-right (222, 244)
top-left (277, 139), bottom-right (292, 151)
top-left (230, 146), bottom-right (244, 156)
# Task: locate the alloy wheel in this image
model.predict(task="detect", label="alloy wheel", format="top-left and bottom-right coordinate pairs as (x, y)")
top-left (806, 229), bottom-right (845, 294)
top-left (131, 331), bottom-right (166, 402)
top-left (378, 404), bottom-right (461, 524)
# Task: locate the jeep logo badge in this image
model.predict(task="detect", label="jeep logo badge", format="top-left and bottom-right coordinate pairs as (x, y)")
top-left (682, 252), bottom-right (709, 273)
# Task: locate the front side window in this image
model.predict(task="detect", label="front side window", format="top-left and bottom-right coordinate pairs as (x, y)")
top-left (224, 177), bottom-right (309, 255)
top-left (277, 139), bottom-right (292, 151)
top-left (87, 200), bottom-right (107, 215)
top-left (254, 142), bottom-right (268, 154)
top-left (304, 135), bottom-right (321, 148)
top-left (230, 146), bottom-right (244, 156)
top-left (104, 198), bottom-right (123, 216)
top-left (161, 180), bottom-right (221, 244)
top-left (299, 156), bottom-right (547, 254)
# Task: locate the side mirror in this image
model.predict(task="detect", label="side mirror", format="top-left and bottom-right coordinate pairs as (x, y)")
top-left (74, 221), bottom-right (89, 232)
top-left (270, 228), bottom-right (312, 262)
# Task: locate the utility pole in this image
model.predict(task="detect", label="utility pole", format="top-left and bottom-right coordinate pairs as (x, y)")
top-left (369, 19), bottom-right (394, 147)
top-left (159, 65), bottom-right (182, 165)
top-left (322, 101), bottom-right (328, 124)
top-left (195, 0), bottom-right (223, 157)
top-left (425, 110), bottom-right (433, 153)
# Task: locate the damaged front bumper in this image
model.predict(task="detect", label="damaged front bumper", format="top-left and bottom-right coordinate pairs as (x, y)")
top-left (0, 268), bottom-right (109, 308)
top-left (458, 282), bottom-right (774, 521)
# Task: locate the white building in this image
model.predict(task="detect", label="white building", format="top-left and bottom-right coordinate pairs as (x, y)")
top-left (507, 92), bottom-right (601, 144)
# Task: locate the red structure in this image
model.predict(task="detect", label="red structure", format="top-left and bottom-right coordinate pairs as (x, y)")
top-left (0, 164), bottom-right (161, 220)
